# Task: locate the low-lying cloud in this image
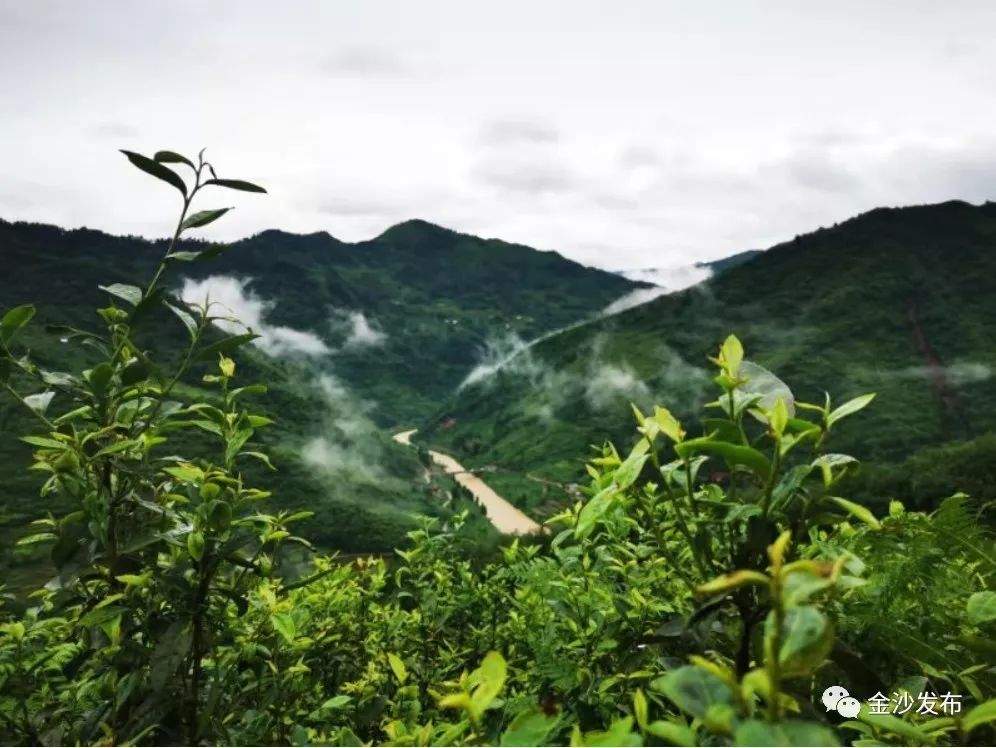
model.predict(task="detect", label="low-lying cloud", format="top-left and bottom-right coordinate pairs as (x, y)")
top-left (460, 329), bottom-right (710, 420)
top-left (329, 308), bottom-right (387, 349)
top-left (899, 361), bottom-right (992, 386)
top-left (300, 373), bottom-right (390, 484)
top-left (603, 265), bottom-right (713, 316)
top-left (180, 275), bottom-right (330, 357)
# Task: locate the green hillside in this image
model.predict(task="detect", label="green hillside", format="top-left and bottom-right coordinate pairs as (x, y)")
top-left (0, 218), bottom-right (637, 562)
top-left (423, 200), bottom-right (996, 516)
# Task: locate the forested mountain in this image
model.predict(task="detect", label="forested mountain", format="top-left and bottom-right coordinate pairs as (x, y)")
top-left (0, 218), bottom-right (637, 558)
top-left (423, 200), bottom-right (996, 516)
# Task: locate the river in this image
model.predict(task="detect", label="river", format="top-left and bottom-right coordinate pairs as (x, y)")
top-left (393, 429), bottom-right (541, 535)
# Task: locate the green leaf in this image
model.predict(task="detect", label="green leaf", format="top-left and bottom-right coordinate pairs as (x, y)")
top-left (964, 698), bottom-right (996, 733)
top-left (163, 464), bottom-right (205, 483)
top-left (16, 532), bottom-right (56, 546)
top-left (469, 650), bottom-right (507, 720)
top-left (769, 397), bottom-right (789, 437)
top-left (675, 437), bottom-right (772, 480)
top-left (652, 406), bottom-right (685, 442)
top-left (196, 333), bottom-right (258, 360)
top-left (94, 439), bottom-right (141, 457)
top-left (98, 283), bottom-right (143, 307)
top-left (645, 721), bottom-right (696, 746)
top-left (573, 716), bottom-right (641, 747)
top-left (271, 612), bottom-right (296, 643)
top-left (766, 605), bottom-right (833, 678)
top-left (734, 719), bottom-right (840, 746)
top-left (187, 531), bottom-right (205, 561)
top-left (828, 496), bottom-right (881, 529)
top-left (150, 621), bottom-right (192, 693)
top-left (720, 334), bottom-right (744, 378)
top-left (812, 453), bottom-right (858, 487)
top-left (164, 300), bottom-right (198, 339)
top-left (826, 393), bottom-right (876, 429)
top-left (153, 150), bottom-right (194, 168)
top-left (165, 251), bottom-right (203, 262)
top-left (120, 150), bottom-right (187, 196)
top-left (614, 446), bottom-right (648, 490)
top-left (575, 486), bottom-right (617, 539)
top-left (181, 207), bottom-right (232, 231)
top-left (387, 652), bottom-right (408, 684)
top-left (650, 665), bottom-right (733, 720)
top-left (1, 304), bottom-right (35, 345)
top-left (317, 694), bottom-right (353, 712)
top-left (240, 451), bottom-right (276, 470)
top-left (697, 569), bottom-right (769, 596)
top-left (501, 708), bottom-right (558, 747)
top-left (633, 688), bottom-right (648, 729)
top-left (203, 178), bottom-right (267, 193)
top-left (966, 591), bottom-right (996, 625)
top-left (856, 705), bottom-right (929, 742)
top-left (20, 435), bottom-right (68, 450)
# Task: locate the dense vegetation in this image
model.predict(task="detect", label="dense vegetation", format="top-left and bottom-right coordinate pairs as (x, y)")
top-left (425, 200), bottom-right (996, 517)
top-left (1, 150), bottom-right (993, 746)
top-left (0, 192), bottom-right (636, 564)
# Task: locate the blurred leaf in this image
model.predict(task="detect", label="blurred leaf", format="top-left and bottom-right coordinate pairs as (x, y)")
top-left (766, 605), bottom-right (833, 678)
top-left (829, 496), bottom-right (881, 529)
top-left (98, 283), bottom-right (143, 307)
top-left (734, 719), bottom-right (839, 746)
top-left (1, 304), bottom-right (35, 345)
top-left (650, 665), bottom-right (733, 720)
top-left (271, 612), bottom-right (296, 643)
top-left (966, 591), bottom-right (996, 625)
top-left (501, 709), bottom-right (558, 747)
top-left (387, 652), bottom-right (408, 684)
top-left (964, 699), bottom-right (996, 733)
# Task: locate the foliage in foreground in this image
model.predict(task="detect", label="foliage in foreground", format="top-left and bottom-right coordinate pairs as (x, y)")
top-left (0, 149), bottom-right (994, 746)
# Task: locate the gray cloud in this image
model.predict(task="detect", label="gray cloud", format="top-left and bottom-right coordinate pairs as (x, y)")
top-left (86, 121), bottom-right (140, 139)
top-left (318, 195), bottom-right (399, 217)
top-left (473, 157), bottom-right (576, 195)
top-left (479, 119), bottom-right (560, 146)
top-left (320, 46), bottom-right (409, 77)
top-left (3, 2), bottom-right (996, 271)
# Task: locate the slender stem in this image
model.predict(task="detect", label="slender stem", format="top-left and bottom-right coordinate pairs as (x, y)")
top-left (761, 443), bottom-right (782, 517)
top-left (767, 576), bottom-right (784, 721)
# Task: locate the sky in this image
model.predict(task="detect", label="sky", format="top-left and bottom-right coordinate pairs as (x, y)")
top-left (2, 0), bottom-right (995, 270)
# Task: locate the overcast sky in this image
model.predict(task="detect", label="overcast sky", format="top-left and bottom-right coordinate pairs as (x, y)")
top-left (2, 1), bottom-right (995, 269)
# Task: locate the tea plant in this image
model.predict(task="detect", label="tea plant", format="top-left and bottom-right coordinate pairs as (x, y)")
top-left (1, 149), bottom-right (994, 746)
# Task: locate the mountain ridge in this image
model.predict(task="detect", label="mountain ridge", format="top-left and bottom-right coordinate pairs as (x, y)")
top-left (421, 199), bottom-right (996, 517)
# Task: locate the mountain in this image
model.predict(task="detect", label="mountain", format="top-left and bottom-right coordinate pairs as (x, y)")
top-left (697, 248), bottom-right (763, 274)
top-left (421, 201), bottom-right (996, 517)
top-left (0, 217), bottom-right (639, 563)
